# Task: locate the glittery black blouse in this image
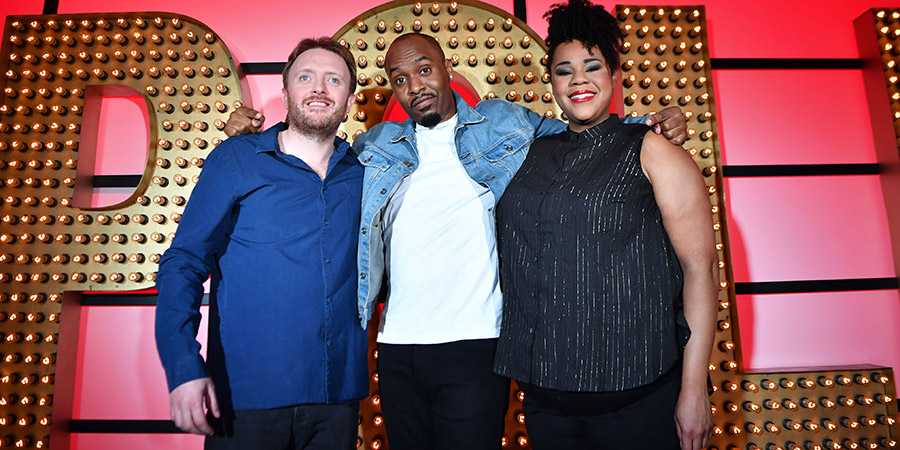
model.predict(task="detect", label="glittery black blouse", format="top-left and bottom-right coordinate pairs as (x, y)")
top-left (493, 115), bottom-right (687, 392)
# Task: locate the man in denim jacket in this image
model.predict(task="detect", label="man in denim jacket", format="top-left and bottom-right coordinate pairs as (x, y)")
top-left (226, 33), bottom-right (686, 450)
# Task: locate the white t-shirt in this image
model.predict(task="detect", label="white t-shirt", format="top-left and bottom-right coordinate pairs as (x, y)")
top-left (378, 114), bottom-right (502, 344)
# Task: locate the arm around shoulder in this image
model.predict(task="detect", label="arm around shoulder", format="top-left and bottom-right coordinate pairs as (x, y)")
top-left (478, 99), bottom-right (567, 138)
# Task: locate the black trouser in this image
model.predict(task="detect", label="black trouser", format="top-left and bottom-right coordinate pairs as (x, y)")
top-left (204, 403), bottom-right (358, 450)
top-left (519, 363), bottom-right (682, 450)
top-left (377, 338), bottom-right (509, 450)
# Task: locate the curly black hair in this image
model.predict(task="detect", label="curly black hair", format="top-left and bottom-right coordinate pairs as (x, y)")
top-left (544, 0), bottom-right (623, 71)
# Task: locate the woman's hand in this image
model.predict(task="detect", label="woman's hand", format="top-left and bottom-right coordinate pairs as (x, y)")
top-left (675, 386), bottom-right (713, 450)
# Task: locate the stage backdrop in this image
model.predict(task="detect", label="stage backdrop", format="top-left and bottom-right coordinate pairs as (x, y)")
top-left (3, 0), bottom-right (900, 449)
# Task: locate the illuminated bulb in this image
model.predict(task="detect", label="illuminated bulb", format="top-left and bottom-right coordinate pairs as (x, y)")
top-left (522, 52), bottom-right (534, 66)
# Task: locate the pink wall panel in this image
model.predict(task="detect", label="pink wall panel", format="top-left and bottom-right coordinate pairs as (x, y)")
top-left (93, 96), bottom-right (150, 176)
top-left (735, 291), bottom-right (900, 374)
top-left (524, 0), bottom-right (900, 58)
top-left (714, 69), bottom-right (877, 166)
top-left (0, 0), bottom-right (45, 22)
top-left (724, 176), bottom-right (895, 282)
top-left (74, 306), bottom-right (209, 420)
top-left (71, 433), bottom-right (203, 449)
top-left (55, 0), bottom-right (514, 63)
top-left (244, 74), bottom-right (288, 126)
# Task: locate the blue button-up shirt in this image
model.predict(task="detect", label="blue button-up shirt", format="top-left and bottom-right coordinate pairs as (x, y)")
top-left (155, 122), bottom-right (368, 410)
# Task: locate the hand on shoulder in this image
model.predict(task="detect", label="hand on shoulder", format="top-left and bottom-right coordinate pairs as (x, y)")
top-left (644, 106), bottom-right (687, 146)
top-left (224, 106), bottom-right (265, 137)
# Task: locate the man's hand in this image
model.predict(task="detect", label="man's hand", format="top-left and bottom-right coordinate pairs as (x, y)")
top-left (169, 377), bottom-right (220, 435)
top-left (224, 106), bottom-right (265, 137)
top-left (645, 106), bottom-right (688, 146)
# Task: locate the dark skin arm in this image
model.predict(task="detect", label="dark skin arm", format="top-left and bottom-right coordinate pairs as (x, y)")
top-left (224, 105), bottom-right (690, 145)
top-left (641, 131), bottom-right (718, 450)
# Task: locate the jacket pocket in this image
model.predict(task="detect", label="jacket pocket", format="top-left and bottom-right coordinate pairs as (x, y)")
top-left (359, 150), bottom-right (393, 171)
top-left (481, 133), bottom-right (530, 179)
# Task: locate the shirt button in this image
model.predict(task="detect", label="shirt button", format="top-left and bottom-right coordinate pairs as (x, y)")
top-left (532, 256), bottom-right (538, 262)
top-left (361, 228), bottom-right (367, 234)
top-left (404, 161), bottom-right (413, 167)
top-left (324, 258), bottom-right (331, 264)
top-left (360, 273), bottom-right (366, 280)
top-left (533, 222), bottom-right (539, 228)
top-left (380, 188), bottom-right (387, 194)
top-left (530, 291), bottom-right (536, 297)
top-left (324, 219), bottom-right (330, 226)
top-left (326, 296), bottom-right (332, 303)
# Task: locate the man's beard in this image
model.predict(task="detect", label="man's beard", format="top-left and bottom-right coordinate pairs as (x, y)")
top-left (417, 112), bottom-right (442, 128)
top-left (287, 98), bottom-right (344, 140)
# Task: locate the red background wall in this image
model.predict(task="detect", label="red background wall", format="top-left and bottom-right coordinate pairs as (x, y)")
top-left (4, 0), bottom-right (900, 448)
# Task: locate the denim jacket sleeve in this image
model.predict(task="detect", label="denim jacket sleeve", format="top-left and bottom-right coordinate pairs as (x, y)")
top-left (155, 143), bottom-right (239, 392)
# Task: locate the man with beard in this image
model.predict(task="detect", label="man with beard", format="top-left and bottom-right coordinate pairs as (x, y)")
top-left (155, 37), bottom-right (367, 449)
top-left (225, 33), bottom-right (686, 449)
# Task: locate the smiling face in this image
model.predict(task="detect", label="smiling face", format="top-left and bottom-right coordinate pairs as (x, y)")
top-left (550, 40), bottom-right (617, 133)
top-left (385, 34), bottom-right (456, 128)
top-left (281, 47), bottom-right (355, 139)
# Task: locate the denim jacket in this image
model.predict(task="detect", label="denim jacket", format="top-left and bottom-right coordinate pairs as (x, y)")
top-left (351, 94), bottom-right (564, 327)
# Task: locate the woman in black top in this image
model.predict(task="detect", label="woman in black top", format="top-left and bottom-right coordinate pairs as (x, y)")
top-left (493, 1), bottom-right (717, 449)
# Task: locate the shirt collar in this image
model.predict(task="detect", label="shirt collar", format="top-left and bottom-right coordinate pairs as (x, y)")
top-left (254, 121), bottom-right (351, 158)
top-left (566, 114), bottom-right (619, 143)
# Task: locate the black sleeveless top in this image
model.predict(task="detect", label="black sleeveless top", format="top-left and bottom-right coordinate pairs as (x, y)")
top-left (493, 115), bottom-right (686, 392)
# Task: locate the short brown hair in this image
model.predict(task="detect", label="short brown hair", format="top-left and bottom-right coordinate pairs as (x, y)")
top-left (282, 37), bottom-right (356, 90)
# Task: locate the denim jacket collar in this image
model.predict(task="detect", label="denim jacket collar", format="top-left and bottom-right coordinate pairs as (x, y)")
top-left (388, 92), bottom-right (485, 144)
